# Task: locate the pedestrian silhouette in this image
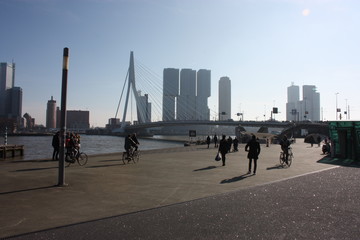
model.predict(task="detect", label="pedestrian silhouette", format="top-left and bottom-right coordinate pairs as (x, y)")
top-left (245, 135), bottom-right (261, 175)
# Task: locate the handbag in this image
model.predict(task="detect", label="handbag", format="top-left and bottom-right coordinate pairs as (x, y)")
top-left (215, 152), bottom-right (221, 161)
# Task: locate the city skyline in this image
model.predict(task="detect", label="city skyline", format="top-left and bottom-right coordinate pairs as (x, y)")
top-left (286, 83), bottom-right (321, 122)
top-left (163, 68), bottom-right (211, 122)
top-left (1, 0), bottom-right (360, 127)
top-left (0, 62), bottom-right (23, 131)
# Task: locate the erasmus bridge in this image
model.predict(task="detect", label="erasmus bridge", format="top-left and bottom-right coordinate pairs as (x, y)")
top-left (112, 52), bottom-right (328, 136)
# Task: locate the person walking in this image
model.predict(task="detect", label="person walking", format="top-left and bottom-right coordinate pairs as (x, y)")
top-left (227, 136), bottom-right (233, 152)
top-left (233, 137), bottom-right (239, 152)
top-left (52, 131), bottom-right (60, 160)
top-left (245, 135), bottom-right (261, 175)
top-left (218, 135), bottom-right (229, 166)
top-left (213, 134), bottom-right (218, 148)
top-left (206, 135), bottom-right (211, 148)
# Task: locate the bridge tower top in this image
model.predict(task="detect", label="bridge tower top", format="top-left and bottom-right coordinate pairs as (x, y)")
top-left (120, 51), bottom-right (149, 129)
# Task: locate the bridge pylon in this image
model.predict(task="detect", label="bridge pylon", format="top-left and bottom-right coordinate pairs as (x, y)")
top-left (114, 51), bottom-right (150, 134)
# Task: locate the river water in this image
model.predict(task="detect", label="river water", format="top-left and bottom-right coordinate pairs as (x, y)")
top-left (5, 135), bottom-right (184, 161)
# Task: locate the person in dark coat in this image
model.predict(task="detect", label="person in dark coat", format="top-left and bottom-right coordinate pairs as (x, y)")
top-left (213, 134), bottom-right (218, 148)
top-left (218, 135), bottom-right (229, 166)
top-left (52, 131), bottom-right (60, 160)
top-left (131, 133), bottom-right (140, 151)
top-left (206, 135), bottom-right (211, 148)
top-left (233, 137), bottom-right (239, 152)
top-left (245, 135), bottom-right (261, 175)
top-left (227, 136), bottom-right (233, 152)
top-left (124, 135), bottom-right (136, 158)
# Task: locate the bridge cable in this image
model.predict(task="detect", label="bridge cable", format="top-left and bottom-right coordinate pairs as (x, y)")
top-left (114, 69), bottom-right (129, 119)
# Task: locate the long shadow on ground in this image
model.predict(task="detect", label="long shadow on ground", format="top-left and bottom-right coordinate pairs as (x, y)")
top-left (193, 166), bottom-right (217, 172)
top-left (317, 156), bottom-right (360, 168)
top-left (220, 174), bottom-right (253, 184)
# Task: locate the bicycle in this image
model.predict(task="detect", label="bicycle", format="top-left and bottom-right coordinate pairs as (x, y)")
top-left (122, 146), bottom-right (140, 164)
top-left (65, 149), bottom-right (88, 167)
top-left (279, 147), bottom-right (293, 167)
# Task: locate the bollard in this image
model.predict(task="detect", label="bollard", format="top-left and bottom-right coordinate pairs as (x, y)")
top-left (4, 126), bottom-right (7, 146)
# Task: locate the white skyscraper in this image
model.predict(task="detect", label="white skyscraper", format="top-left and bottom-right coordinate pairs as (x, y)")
top-left (138, 93), bottom-right (152, 123)
top-left (196, 69), bottom-right (211, 120)
top-left (286, 83), bottom-right (300, 121)
top-left (162, 68), bottom-right (179, 121)
top-left (218, 76), bottom-right (231, 120)
top-left (302, 85), bottom-right (320, 121)
top-left (286, 83), bottom-right (320, 121)
top-left (177, 69), bottom-right (196, 120)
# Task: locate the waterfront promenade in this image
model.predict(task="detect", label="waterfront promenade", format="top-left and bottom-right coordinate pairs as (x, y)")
top-left (1, 140), bottom-right (359, 239)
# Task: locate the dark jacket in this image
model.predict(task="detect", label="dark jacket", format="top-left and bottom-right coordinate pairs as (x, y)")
top-left (245, 138), bottom-right (261, 160)
top-left (219, 139), bottom-right (229, 154)
top-left (124, 136), bottom-right (136, 150)
top-left (52, 133), bottom-right (60, 149)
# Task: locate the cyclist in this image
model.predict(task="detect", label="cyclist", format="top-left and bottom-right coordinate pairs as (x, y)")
top-left (280, 135), bottom-right (291, 164)
top-left (131, 133), bottom-right (140, 152)
top-left (124, 134), bottom-right (137, 159)
top-left (65, 133), bottom-right (78, 162)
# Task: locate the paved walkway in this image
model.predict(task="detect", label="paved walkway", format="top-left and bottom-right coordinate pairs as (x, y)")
top-left (0, 140), bottom-right (358, 239)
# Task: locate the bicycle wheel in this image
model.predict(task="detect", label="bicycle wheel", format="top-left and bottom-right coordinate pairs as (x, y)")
top-left (279, 152), bottom-right (285, 166)
top-left (65, 160), bottom-right (72, 167)
top-left (287, 153), bottom-right (293, 167)
top-left (121, 152), bottom-right (127, 164)
top-left (65, 154), bottom-right (73, 167)
top-left (134, 150), bottom-right (140, 163)
top-left (77, 152), bottom-right (88, 166)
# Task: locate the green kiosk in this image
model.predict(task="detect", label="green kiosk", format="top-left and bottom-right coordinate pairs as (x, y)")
top-left (328, 121), bottom-right (360, 161)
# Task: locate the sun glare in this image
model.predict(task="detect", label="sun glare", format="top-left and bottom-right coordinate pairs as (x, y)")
top-left (302, 9), bottom-right (310, 16)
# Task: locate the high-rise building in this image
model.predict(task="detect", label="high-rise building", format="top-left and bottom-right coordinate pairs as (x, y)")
top-left (55, 107), bottom-right (90, 130)
top-left (286, 83), bottom-right (320, 121)
top-left (66, 110), bottom-right (90, 131)
top-left (302, 85), bottom-right (320, 121)
top-left (6, 86), bottom-right (22, 119)
top-left (163, 68), bottom-right (211, 121)
top-left (162, 68), bottom-right (179, 121)
top-left (219, 76), bottom-right (231, 120)
top-left (286, 83), bottom-right (300, 121)
top-left (177, 69), bottom-right (196, 120)
top-left (46, 96), bottom-right (57, 129)
top-left (137, 93), bottom-right (152, 123)
top-left (196, 69), bottom-right (211, 120)
top-left (0, 62), bottom-right (23, 131)
top-left (0, 62), bottom-right (15, 116)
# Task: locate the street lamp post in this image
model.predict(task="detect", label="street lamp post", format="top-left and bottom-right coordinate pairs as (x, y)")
top-left (345, 99), bottom-right (348, 120)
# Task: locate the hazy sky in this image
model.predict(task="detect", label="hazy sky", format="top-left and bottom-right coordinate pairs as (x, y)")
top-left (1, 0), bottom-right (359, 127)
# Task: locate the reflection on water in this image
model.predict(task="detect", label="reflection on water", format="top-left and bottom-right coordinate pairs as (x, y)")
top-left (6, 135), bottom-right (183, 160)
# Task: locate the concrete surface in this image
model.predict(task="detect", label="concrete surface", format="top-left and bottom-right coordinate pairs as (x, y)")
top-left (0, 140), bottom-right (358, 239)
